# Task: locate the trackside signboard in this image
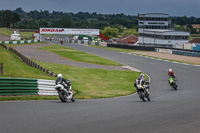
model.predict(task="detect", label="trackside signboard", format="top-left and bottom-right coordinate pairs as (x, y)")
top-left (40, 28), bottom-right (99, 35)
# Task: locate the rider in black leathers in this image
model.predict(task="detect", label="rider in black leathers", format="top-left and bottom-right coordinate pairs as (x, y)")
top-left (55, 74), bottom-right (70, 91)
top-left (134, 74), bottom-right (149, 93)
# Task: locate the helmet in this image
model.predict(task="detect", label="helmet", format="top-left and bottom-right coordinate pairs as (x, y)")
top-left (57, 73), bottom-right (62, 78)
top-left (140, 73), bottom-right (144, 78)
top-left (169, 68), bottom-right (172, 72)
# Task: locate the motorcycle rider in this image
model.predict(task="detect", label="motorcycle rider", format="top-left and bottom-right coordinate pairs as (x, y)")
top-left (55, 73), bottom-right (71, 92)
top-left (168, 68), bottom-right (175, 79)
top-left (134, 73), bottom-right (150, 94)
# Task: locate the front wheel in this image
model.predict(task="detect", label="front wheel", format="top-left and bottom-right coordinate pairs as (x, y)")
top-left (58, 91), bottom-right (67, 102)
top-left (139, 91), bottom-right (146, 102)
top-left (71, 95), bottom-right (75, 102)
top-left (146, 94), bottom-right (150, 101)
top-left (173, 84), bottom-right (177, 90)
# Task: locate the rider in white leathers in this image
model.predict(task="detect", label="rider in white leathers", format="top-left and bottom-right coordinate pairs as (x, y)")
top-left (134, 74), bottom-right (149, 93)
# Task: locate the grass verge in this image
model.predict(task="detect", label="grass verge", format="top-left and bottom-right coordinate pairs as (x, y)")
top-left (0, 46), bottom-right (55, 79)
top-left (33, 60), bottom-right (139, 99)
top-left (39, 44), bottom-right (123, 66)
top-left (0, 95), bottom-right (59, 101)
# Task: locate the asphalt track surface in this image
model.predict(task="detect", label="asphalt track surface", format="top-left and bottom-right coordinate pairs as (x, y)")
top-left (1, 41), bottom-right (200, 133)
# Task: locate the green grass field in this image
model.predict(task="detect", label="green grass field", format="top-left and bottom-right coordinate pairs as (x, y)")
top-left (39, 44), bottom-right (123, 66)
top-left (33, 60), bottom-right (139, 99)
top-left (20, 32), bottom-right (34, 39)
top-left (0, 28), bottom-right (13, 36)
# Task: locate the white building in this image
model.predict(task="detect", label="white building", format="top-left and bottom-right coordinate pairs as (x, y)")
top-left (138, 13), bottom-right (190, 47)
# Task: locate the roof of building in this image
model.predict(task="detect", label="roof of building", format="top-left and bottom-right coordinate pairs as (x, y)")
top-left (118, 34), bottom-right (138, 40)
top-left (192, 24), bottom-right (200, 28)
top-left (116, 40), bottom-right (128, 45)
top-left (189, 38), bottom-right (200, 43)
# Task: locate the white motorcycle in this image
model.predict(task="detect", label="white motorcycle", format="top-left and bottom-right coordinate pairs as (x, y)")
top-left (137, 84), bottom-right (150, 102)
top-left (55, 80), bottom-right (75, 103)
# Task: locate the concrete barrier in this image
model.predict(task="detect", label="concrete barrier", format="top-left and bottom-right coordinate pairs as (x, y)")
top-left (156, 48), bottom-right (172, 54)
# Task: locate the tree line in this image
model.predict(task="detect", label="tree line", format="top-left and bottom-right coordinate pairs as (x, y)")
top-left (0, 10), bottom-right (20, 28)
top-left (12, 7), bottom-right (138, 31)
top-left (1, 8), bottom-right (200, 38)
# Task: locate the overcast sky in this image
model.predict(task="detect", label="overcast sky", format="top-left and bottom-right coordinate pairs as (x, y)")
top-left (0, 0), bottom-right (200, 17)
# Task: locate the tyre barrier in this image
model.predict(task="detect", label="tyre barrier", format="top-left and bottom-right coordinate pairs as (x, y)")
top-left (0, 40), bottom-right (41, 45)
top-left (37, 79), bottom-right (57, 95)
top-left (0, 78), bottom-right (57, 96)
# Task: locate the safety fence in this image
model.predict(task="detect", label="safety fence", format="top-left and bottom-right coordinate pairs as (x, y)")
top-left (71, 40), bottom-right (107, 47)
top-left (172, 50), bottom-right (200, 57)
top-left (108, 44), bottom-right (200, 57)
top-left (107, 44), bottom-right (155, 51)
top-left (0, 78), bottom-right (57, 96)
top-left (155, 48), bottom-right (200, 57)
top-left (53, 37), bottom-right (107, 47)
top-left (0, 44), bottom-right (57, 77)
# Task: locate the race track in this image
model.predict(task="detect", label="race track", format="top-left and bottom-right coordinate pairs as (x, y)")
top-left (1, 41), bottom-right (200, 133)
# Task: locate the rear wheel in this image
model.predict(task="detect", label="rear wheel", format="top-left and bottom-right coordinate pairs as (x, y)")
top-left (71, 95), bottom-right (75, 102)
top-left (58, 91), bottom-right (67, 102)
